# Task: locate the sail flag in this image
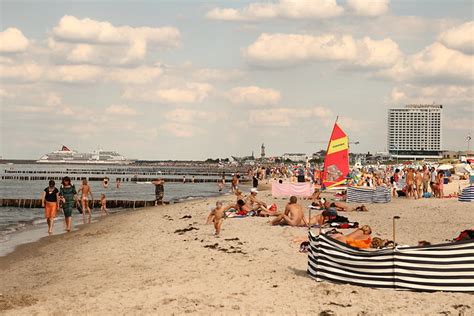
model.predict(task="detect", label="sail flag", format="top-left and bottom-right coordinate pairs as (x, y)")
top-left (61, 145), bottom-right (71, 151)
top-left (322, 122), bottom-right (349, 189)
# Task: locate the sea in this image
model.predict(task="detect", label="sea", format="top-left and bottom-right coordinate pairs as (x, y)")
top-left (0, 163), bottom-right (245, 256)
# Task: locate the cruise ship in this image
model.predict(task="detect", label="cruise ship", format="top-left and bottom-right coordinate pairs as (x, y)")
top-left (37, 146), bottom-right (133, 164)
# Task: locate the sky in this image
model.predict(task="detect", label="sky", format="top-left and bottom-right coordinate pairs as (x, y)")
top-left (0, 0), bottom-right (473, 160)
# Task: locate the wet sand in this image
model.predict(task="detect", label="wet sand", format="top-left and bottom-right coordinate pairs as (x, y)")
top-left (1, 180), bottom-right (473, 315)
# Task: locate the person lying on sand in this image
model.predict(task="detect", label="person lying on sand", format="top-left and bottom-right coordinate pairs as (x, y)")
top-left (270, 196), bottom-right (305, 227)
top-left (305, 210), bottom-right (333, 227)
top-left (207, 201), bottom-right (224, 236)
top-left (330, 225), bottom-right (372, 249)
top-left (313, 198), bottom-right (367, 212)
top-left (223, 199), bottom-right (251, 216)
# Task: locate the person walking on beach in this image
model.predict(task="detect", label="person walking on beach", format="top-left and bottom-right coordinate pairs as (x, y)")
top-left (218, 175), bottom-right (225, 192)
top-left (100, 194), bottom-right (109, 215)
top-left (116, 178), bottom-right (121, 189)
top-left (59, 176), bottom-right (77, 232)
top-left (152, 179), bottom-right (164, 205)
top-left (206, 201), bottom-right (224, 236)
top-left (183, 176), bottom-right (186, 184)
top-left (78, 179), bottom-right (94, 223)
top-left (41, 180), bottom-right (59, 235)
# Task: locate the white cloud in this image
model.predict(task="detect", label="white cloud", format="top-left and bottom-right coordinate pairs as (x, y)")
top-left (390, 84), bottom-right (474, 105)
top-left (206, 0), bottom-right (344, 21)
top-left (379, 42), bottom-right (474, 82)
top-left (346, 0), bottom-right (389, 17)
top-left (106, 65), bottom-right (163, 84)
top-left (438, 21), bottom-right (474, 54)
top-left (0, 62), bottom-right (43, 82)
top-left (161, 108), bottom-right (225, 137)
top-left (122, 82), bottom-right (213, 104)
top-left (47, 64), bottom-right (103, 83)
top-left (105, 104), bottom-right (138, 116)
top-left (0, 28), bottom-right (29, 53)
top-left (49, 15), bottom-right (180, 65)
top-left (227, 86), bottom-right (281, 106)
top-left (192, 68), bottom-right (245, 82)
top-left (249, 106), bottom-right (333, 127)
top-left (244, 33), bottom-right (402, 68)
top-left (160, 122), bottom-right (199, 138)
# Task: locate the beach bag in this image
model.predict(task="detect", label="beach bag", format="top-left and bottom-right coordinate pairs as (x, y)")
top-left (454, 230), bottom-right (474, 242)
top-left (269, 204), bottom-right (277, 212)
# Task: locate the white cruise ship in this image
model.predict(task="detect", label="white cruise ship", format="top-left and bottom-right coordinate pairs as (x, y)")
top-left (37, 146), bottom-right (133, 164)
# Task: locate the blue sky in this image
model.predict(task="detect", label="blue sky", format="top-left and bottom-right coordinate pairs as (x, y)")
top-left (1, 0), bottom-right (473, 159)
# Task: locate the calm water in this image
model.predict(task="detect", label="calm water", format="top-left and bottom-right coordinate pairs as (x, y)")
top-left (0, 163), bottom-right (245, 254)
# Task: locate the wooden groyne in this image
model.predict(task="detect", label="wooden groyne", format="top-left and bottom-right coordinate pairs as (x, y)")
top-left (0, 198), bottom-right (165, 209)
top-left (0, 175), bottom-right (250, 183)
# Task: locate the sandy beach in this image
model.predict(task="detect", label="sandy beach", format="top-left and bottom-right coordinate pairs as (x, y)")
top-left (1, 181), bottom-right (473, 315)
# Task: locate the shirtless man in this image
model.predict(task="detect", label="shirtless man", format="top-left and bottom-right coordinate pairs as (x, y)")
top-left (78, 179), bottom-right (93, 223)
top-left (270, 196), bottom-right (305, 226)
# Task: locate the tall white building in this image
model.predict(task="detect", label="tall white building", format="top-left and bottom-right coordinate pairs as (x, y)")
top-left (387, 104), bottom-right (443, 159)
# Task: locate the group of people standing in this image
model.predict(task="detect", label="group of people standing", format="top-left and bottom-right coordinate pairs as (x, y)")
top-left (41, 177), bottom-right (109, 235)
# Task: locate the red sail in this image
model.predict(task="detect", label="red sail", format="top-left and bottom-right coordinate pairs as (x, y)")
top-left (322, 122), bottom-right (349, 189)
top-left (61, 145), bottom-right (71, 151)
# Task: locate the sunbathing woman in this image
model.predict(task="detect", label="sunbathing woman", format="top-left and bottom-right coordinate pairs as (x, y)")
top-left (223, 199), bottom-right (251, 217)
top-left (330, 225), bottom-right (372, 249)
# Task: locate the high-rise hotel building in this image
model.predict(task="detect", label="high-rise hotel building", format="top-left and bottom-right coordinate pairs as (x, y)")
top-left (387, 104), bottom-right (442, 158)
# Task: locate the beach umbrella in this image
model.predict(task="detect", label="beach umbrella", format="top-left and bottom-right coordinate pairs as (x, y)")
top-left (438, 164), bottom-right (453, 171)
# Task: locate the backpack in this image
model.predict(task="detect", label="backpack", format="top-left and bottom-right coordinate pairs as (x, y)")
top-left (454, 230), bottom-right (474, 242)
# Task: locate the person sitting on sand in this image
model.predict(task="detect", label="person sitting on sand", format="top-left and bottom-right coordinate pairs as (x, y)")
top-left (270, 196), bottom-right (305, 227)
top-left (206, 201), bottom-right (224, 236)
top-left (245, 188), bottom-right (272, 216)
top-left (100, 194), bottom-right (109, 216)
top-left (330, 225), bottom-right (372, 249)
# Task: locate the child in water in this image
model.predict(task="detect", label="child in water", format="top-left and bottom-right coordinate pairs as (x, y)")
top-left (100, 194), bottom-right (109, 215)
top-left (206, 201), bottom-right (224, 236)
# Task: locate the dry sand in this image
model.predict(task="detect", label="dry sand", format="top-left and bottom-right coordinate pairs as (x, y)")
top-left (1, 180), bottom-right (473, 315)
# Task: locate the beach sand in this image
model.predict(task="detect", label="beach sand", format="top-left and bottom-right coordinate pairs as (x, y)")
top-left (1, 180), bottom-right (473, 315)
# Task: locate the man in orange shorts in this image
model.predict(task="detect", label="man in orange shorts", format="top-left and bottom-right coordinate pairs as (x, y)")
top-left (41, 180), bottom-right (60, 235)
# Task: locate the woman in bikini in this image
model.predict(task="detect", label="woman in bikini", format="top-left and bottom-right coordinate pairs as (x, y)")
top-left (331, 225), bottom-right (372, 249)
top-left (78, 179), bottom-right (94, 223)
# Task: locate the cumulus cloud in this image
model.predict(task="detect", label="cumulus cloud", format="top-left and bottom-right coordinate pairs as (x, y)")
top-left (47, 64), bottom-right (103, 83)
top-left (227, 86), bottom-right (281, 106)
top-left (0, 28), bottom-right (29, 53)
top-left (346, 0), bottom-right (389, 17)
top-left (0, 62), bottom-right (43, 82)
top-left (105, 105), bottom-right (138, 116)
top-left (192, 68), bottom-right (245, 82)
top-left (249, 106), bottom-right (333, 127)
top-left (438, 21), bottom-right (474, 54)
top-left (390, 83), bottom-right (474, 106)
top-left (161, 108), bottom-right (225, 137)
top-left (206, 0), bottom-right (344, 21)
top-left (122, 82), bottom-right (212, 104)
top-left (243, 33), bottom-right (402, 68)
top-left (49, 15), bottom-right (180, 65)
top-left (379, 42), bottom-right (474, 82)
top-left (106, 65), bottom-right (163, 84)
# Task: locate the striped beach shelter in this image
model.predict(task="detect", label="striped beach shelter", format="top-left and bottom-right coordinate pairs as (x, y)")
top-left (459, 185), bottom-right (474, 202)
top-left (308, 233), bottom-right (474, 292)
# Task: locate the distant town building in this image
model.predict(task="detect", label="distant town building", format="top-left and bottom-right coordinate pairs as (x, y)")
top-left (282, 153), bottom-right (307, 162)
top-left (388, 104), bottom-right (443, 159)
